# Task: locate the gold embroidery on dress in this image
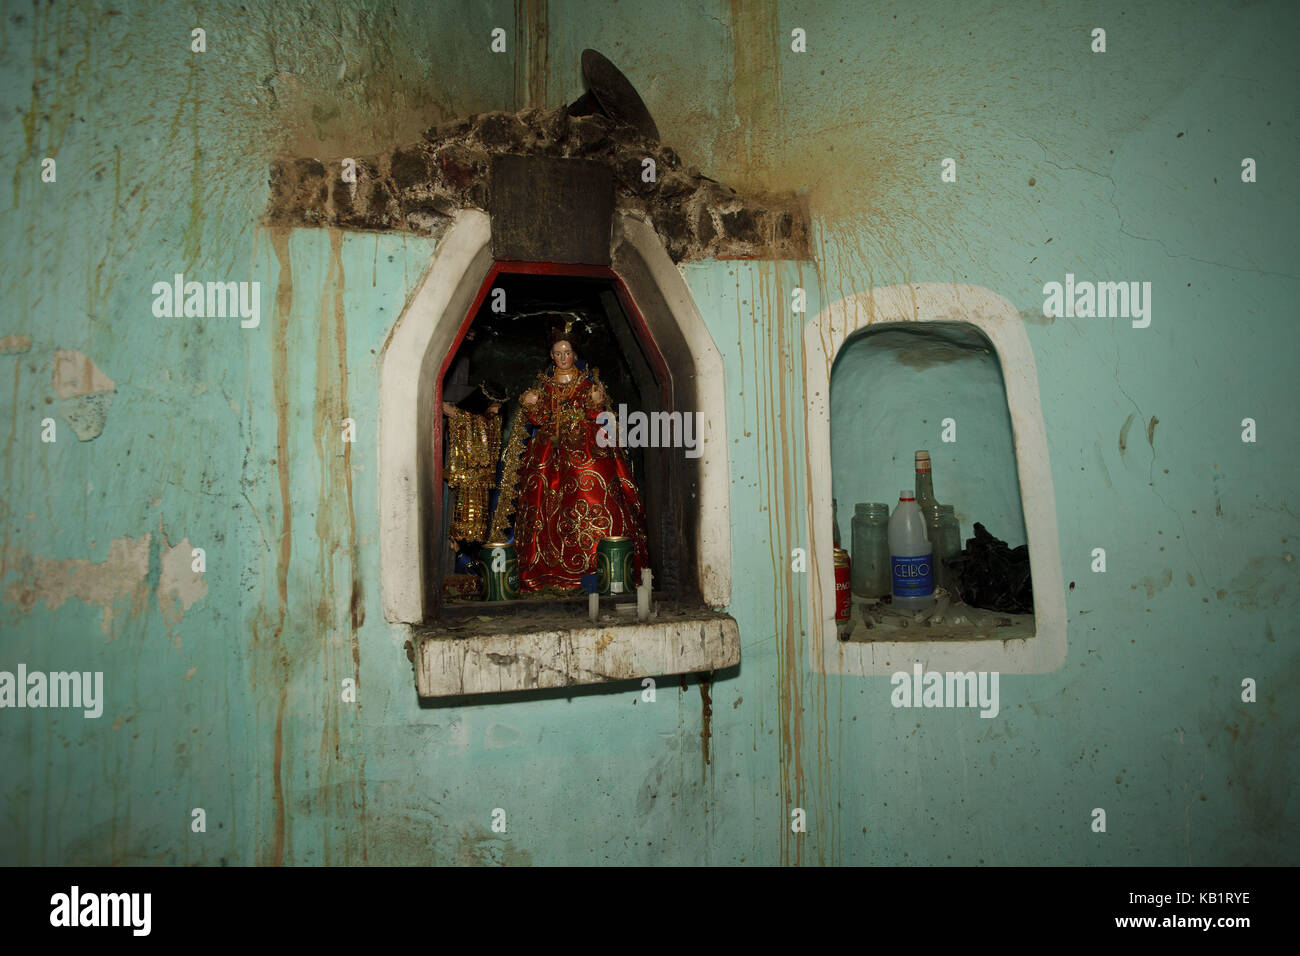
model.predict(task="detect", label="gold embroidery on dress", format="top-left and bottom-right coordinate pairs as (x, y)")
top-left (486, 410), bottom-right (528, 545)
top-left (510, 366), bottom-right (650, 591)
top-left (444, 410), bottom-right (502, 542)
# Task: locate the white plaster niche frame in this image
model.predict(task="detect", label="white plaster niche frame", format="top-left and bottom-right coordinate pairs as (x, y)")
top-left (378, 208), bottom-right (738, 697)
top-left (804, 283), bottom-right (1066, 675)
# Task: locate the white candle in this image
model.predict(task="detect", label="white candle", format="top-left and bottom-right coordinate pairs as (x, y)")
top-left (637, 568), bottom-right (653, 621)
top-left (589, 592), bottom-right (599, 622)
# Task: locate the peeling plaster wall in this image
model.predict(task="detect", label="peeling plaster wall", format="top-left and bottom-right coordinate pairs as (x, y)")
top-left (1, 0), bottom-right (1297, 866)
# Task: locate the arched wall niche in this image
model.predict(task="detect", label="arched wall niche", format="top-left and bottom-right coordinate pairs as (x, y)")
top-left (377, 209), bottom-right (738, 696)
top-left (804, 283), bottom-right (1067, 675)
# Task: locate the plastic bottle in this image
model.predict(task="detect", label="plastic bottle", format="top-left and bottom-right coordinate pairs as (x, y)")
top-left (889, 490), bottom-right (934, 611)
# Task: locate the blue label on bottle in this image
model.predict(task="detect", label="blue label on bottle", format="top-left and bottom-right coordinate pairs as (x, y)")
top-left (891, 553), bottom-right (934, 596)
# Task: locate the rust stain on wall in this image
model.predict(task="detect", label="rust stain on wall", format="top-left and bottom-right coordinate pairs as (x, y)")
top-left (727, 0), bottom-right (782, 179)
top-left (256, 227), bottom-right (297, 866)
top-left (310, 228), bottom-right (369, 862)
top-left (269, 228), bottom-right (295, 615)
top-left (271, 684), bottom-right (287, 865)
top-left (11, 2), bottom-right (89, 208)
top-left (795, 258), bottom-right (836, 868)
top-left (1119, 412), bottom-right (1135, 458)
top-left (515, 0), bottom-right (549, 111)
top-left (722, 0), bottom-right (817, 866)
top-left (744, 260), bottom-right (812, 867)
top-left (699, 676), bottom-right (713, 781)
top-left (711, 0), bottom-right (983, 291)
top-left (1225, 554), bottom-right (1296, 609)
top-left (2, 352), bottom-right (20, 554)
top-left (1140, 568), bottom-right (1173, 598)
top-left (260, 8), bottom-right (470, 162)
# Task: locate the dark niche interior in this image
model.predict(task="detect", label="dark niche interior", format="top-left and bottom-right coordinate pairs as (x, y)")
top-left (428, 272), bottom-right (695, 617)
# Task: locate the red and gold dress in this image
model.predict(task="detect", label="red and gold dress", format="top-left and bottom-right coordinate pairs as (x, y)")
top-left (513, 370), bottom-right (650, 592)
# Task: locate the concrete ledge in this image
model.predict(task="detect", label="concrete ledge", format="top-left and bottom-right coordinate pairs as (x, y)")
top-left (413, 607), bottom-right (740, 697)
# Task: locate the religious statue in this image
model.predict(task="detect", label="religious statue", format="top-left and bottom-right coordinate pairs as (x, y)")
top-left (504, 318), bottom-right (650, 592)
top-left (442, 383), bottom-right (504, 547)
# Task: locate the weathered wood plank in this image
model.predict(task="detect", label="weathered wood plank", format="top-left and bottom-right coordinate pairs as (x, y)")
top-left (414, 608), bottom-right (740, 697)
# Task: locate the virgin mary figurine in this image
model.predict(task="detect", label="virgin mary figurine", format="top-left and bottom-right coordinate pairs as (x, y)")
top-left (509, 318), bottom-right (650, 592)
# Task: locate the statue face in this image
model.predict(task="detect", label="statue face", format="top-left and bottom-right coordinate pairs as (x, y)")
top-left (550, 340), bottom-right (576, 371)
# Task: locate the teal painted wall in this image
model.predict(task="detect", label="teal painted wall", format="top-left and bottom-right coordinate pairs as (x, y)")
top-left (1, 0), bottom-right (1296, 865)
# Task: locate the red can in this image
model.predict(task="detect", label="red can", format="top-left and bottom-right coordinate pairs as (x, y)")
top-left (833, 548), bottom-right (852, 622)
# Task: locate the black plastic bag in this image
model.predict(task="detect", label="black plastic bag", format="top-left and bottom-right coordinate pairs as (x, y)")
top-left (945, 522), bottom-right (1033, 614)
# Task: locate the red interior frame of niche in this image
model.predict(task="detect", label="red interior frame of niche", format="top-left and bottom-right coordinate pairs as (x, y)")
top-left (430, 260), bottom-right (673, 599)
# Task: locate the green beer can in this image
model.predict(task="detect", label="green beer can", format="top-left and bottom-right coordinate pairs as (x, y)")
top-left (596, 536), bottom-right (635, 596)
top-left (480, 541), bottom-right (520, 601)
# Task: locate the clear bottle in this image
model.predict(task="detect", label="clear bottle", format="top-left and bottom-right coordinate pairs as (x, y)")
top-left (851, 503), bottom-right (891, 598)
top-left (938, 504), bottom-right (962, 565)
top-left (940, 505), bottom-right (963, 594)
top-left (924, 503), bottom-right (962, 591)
top-left (914, 450), bottom-right (936, 513)
top-left (889, 490), bottom-right (934, 611)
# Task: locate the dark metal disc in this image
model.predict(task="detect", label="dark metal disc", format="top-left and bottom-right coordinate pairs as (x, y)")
top-left (571, 49), bottom-right (660, 141)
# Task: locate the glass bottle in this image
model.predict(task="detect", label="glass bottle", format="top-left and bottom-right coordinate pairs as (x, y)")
top-left (939, 505), bottom-right (962, 593)
top-left (851, 503), bottom-right (891, 598)
top-left (832, 498), bottom-right (842, 548)
top-left (922, 503), bottom-right (943, 588)
top-left (914, 450), bottom-right (936, 513)
top-left (924, 503), bottom-right (962, 591)
top-left (939, 505), bottom-right (962, 562)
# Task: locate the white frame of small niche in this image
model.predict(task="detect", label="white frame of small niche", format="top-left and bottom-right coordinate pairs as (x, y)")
top-left (804, 283), bottom-right (1067, 675)
top-left (378, 208), bottom-right (733, 624)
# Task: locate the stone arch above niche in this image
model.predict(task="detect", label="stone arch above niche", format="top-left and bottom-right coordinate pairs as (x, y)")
top-left (265, 106), bottom-right (811, 264)
top-left (803, 284), bottom-right (1067, 675)
top-left (377, 208), bottom-right (733, 627)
